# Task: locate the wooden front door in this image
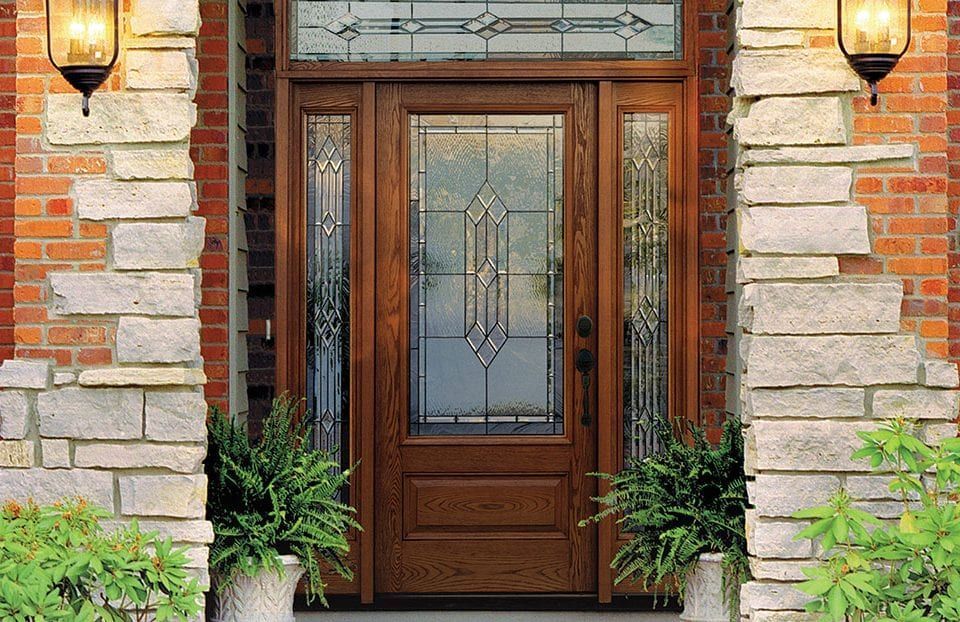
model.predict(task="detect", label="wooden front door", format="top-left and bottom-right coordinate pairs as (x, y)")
top-left (375, 83), bottom-right (599, 594)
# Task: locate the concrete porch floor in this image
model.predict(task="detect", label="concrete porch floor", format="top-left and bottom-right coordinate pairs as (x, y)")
top-left (297, 613), bottom-right (681, 621)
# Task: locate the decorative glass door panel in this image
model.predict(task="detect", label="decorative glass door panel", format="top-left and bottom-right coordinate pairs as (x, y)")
top-left (409, 114), bottom-right (564, 436)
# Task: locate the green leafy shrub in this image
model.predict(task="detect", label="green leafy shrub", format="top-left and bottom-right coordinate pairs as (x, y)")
top-left (0, 497), bottom-right (202, 621)
top-left (580, 416), bottom-right (749, 610)
top-left (794, 417), bottom-right (960, 621)
top-left (206, 395), bottom-right (359, 605)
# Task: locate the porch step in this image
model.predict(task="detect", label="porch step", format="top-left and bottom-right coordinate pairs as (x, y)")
top-left (297, 613), bottom-right (681, 621)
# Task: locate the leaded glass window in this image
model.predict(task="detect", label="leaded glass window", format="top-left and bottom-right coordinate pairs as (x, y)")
top-left (410, 114), bottom-right (564, 436)
top-left (306, 114), bottom-right (351, 469)
top-left (290, 1), bottom-right (683, 62)
top-left (623, 112), bottom-right (668, 463)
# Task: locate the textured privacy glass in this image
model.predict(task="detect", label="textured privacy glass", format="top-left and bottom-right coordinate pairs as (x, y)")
top-left (410, 114), bottom-right (564, 436)
top-left (290, 0), bottom-right (682, 61)
top-left (623, 113), bottom-right (668, 463)
top-left (306, 115), bottom-right (351, 470)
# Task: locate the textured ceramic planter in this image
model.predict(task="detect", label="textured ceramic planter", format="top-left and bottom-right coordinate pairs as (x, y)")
top-left (214, 555), bottom-right (305, 622)
top-left (679, 553), bottom-right (730, 622)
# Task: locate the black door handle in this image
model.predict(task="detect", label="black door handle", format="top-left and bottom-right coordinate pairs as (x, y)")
top-left (576, 348), bottom-right (596, 427)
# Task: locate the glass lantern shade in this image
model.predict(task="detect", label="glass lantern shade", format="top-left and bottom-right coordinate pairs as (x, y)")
top-left (45, 0), bottom-right (119, 116)
top-left (838, 0), bottom-right (910, 105)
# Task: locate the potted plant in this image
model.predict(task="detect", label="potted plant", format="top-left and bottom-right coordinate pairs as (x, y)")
top-left (794, 417), bottom-right (960, 620)
top-left (0, 497), bottom-right (203, 621)
top-left (581, 416), bottom-right (749, 621)
top-left (206, 395), bottom-right (359, 621)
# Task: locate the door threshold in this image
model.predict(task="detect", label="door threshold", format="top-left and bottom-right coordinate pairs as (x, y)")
top-left (295, 594), bottom-right (681, 613)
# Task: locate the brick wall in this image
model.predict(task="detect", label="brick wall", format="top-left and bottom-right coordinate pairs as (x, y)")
top-left (0, 0), bottom-right (13, 362)
top-left (949, 0), bottom-right (960, 366)
top-left (195, 0), bottom-right (230, 409)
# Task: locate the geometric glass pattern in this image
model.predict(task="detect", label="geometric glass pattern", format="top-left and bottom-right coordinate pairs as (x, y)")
top-left (409, 114), bottom-right (564, 436)
top-left (290, 1), bottom-right (682, 62)
top-left (306, 115), bottom-right (351, 470)
top-left (623, 113), bottom-right (668, 463)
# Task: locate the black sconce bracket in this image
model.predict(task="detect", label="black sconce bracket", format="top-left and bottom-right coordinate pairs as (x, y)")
top-left (58, 65), bottom-right (112, 117)
top-left (845, 53), bottom-right (903, 106)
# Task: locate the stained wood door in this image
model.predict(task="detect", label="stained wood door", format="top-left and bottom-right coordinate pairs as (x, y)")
top-left (374, 83), bottom-right (599, 594)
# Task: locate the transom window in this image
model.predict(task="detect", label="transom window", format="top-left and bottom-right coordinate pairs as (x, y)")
top-left (290, 0), bottom-right (683, 61)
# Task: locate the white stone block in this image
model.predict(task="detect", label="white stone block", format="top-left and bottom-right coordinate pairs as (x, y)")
top-left (734, 97), bottom-right (846, 147)
top-left (41, 439), bottom-right (71, 469)
top-left (53, 372), bottom-right (76, 386)
top-left (749, 475), bottom-right (839, 517)
top-left (746, 335), bottom-right (920, 387)
top-left (113, 149), bottom-right (194, 180)
top-left (0, 469), bottom-right (113, 507)
top-left (78, 368), bottom-right (207, 387)
top-left (75, 443), bottom-right (205, 473)
top-left (749, 560), bottom-right (817, 582)
top-left (102, 519), bottom-right (214, 543)
top-left (131, 0), bottom-right (202, 35)
top-left (740, 166), bottom-right (852, 205)
top-left (125, 50), bottom-right (194, 90)
top-left (746, 511), bottom-right (812, 558)
top-left (0, 440), bottom-right (33, 468)
top-left (740, 0), bottom-right (834, 28)
top-left (0, 391), bottom-right (33, 438)
top-left (46, 93), bottom-right (195, 145)
top-left (748, 420), bottom-right (878, 471)
top-left (872, 389), bottom-right (959, 420)
top-left (0, 360), bottom-right (50, 390)
top-left (732, 49), bottom-right (860, 97)
top-left (38, 388), bottom-right (144, 440)
top-left (747, 388), bottom-right (865, 419)
top-left (740, 206), bottom-right (871, 255)
top-left (924, 360), bottom-right (960, 389)
top-left (75, 179), bottom-right (194, 221)
top-left (741, 282), bottom-right (902, 335)
top-left (119, 474), bottom-right (207, 518)
top-left (742, 143), bottom-right (916, 165)
top-left (750, 607), bottom-right (820, 621)
top-left (737, 257), bottom-right (839, 282)
top-left (117, 318), bottom-right (201, 364)
top-left (113, 218), bottom-right (205, 270)
top-left (145, 391), bottom-right (208, 442)
top-left (738, 29), bottom-right (805, 49)
top-left (51, 273), bottom-right (196, 317)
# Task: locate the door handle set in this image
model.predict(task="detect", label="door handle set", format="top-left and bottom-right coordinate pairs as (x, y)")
top-left (575, 315), bottom-right (596, 427)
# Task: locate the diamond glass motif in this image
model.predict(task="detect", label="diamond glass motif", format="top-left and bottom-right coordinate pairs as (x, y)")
top-left (623, 113), bottom-right (669, 463)
top-left (306, 115), bottom-right (352, 474)
top-left (410, 114), bottom-right (564, 436)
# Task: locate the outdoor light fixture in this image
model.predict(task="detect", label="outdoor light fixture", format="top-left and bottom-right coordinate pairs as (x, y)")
top-left (45, 0), bottom-right (119, 117)
top-left (838, 0), bottom-right (910, 106)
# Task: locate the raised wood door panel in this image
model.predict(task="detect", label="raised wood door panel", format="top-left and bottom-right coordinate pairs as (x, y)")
top-left (375, 82), bottom-right (598, 594)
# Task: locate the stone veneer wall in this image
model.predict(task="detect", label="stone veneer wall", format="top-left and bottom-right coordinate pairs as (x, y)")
top-left (2, 0), bottom-right (211, 592)
top-left (730, 0), bottom-right (959, 619)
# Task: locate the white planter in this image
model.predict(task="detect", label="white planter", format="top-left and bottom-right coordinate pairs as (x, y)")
top-left (214, 555), bottom-right (305, 622)
top-left (679, 553), bottom-right (730, 622)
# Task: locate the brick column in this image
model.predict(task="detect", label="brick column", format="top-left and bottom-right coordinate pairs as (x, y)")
top-left (730, 0), bottom-right (958, 619)
top-left (1, 0), bottom-right (210, 591)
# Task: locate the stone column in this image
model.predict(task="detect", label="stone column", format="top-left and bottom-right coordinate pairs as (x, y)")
top-left (730, 0), bottom-right (958, 620)
top-left (2, 0), bottom-right (210, 591)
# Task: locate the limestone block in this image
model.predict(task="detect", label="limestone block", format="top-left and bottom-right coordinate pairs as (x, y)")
top-left (746, 335), bottom-right (920, 387)
top-left (131, 0), bottom-right (202, 35)
top-left (740, 0), bottom-right (834, 28)
top-left (741, 143), bottom-right (916, 165)
top-left (75, 179), bottom-right (194, 220)
top-left (38, 388), bottom-right (144, 440)
top-left (51, 273), bottom-right (196, 317)
top-left (41, 439), bottom-right (71, 469)
top-left (748, 420), bottom-right (877, 471)
top-left (0, 360), bottom-right (50, 390)
top-left (748, 475), bottom-right (840, 517)
top-left (923, 360), bottom-right (960, 389)
top-left (0, 469), bottom-right (113, 507)
top-left (75, 443), bottom-right (205, 473)
top-left (117, 318), bottom-right (201, 364)
top-left (0, 391), bottom-right (33, 438)
top-left (145, 391), bottom-right (207, 442)
top-left (78, 368), bottom-right (207, 387)
top-left (746, 512), bottom-right (812, 558)
top-left (126, 50), bottom-right (194, 90)
top-left (747, 388), bottom-right (866, 419)
top-left (113, 218), bottom-right (205, 270)
top-left (749, 560), bottom-right (818, 582)
top-left (113, 149), bottom-right (194, 180)
top-left (751, 611), bottom-right (820, 622)
top-left (738, 29), bottom-right (805, 49)
top-left (732, 49), bottom-right (860, 97)
top-left (845, 475), bottom-right (916, 501)
top-left (53, 372), bottom-right (76, 386)
top-left (734, 97), bottom-right (846, 147)
top-left (102, 519), bottom-right (214, 543)
top-left (46, 93), bottom-right (195, 145)
top-left (872, 389), bottom-right (959, 420)
top-left (737, 257), bottom-right (839, 282)
top-left (0, 440), bottom-right (33, 468)
top-left (923, 422), bottom-right (959, 445)
top-left (119, 474), bottom-right (207, 518)
top-left (741, 283), bottom-right (902, 334)
top-left (740, 166), bottom-right (852, 205)
top-left (740, 206), bottom-right (871, 255)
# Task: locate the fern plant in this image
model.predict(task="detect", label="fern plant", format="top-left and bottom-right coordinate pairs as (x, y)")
top-left (581, 416), bottom-right (749, 612)
top-left (206, 395), bottom-right (360, 605)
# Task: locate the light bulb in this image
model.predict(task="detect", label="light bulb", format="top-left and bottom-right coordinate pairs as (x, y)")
top-left (855, 8), bottom-right (871, 28)
top-left (69, 20), bottom-right (85, 38)
top-left (877, 7), bottom-right (891, 25)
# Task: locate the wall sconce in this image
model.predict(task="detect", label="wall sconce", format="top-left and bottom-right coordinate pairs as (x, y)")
top-left (45, 0), bottom-right (119, 117)
top-left (838, 0), bottom-right (910, 106)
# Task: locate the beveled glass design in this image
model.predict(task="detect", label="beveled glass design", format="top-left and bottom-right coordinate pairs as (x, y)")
top-left (290, 0), bottom-right (682, 61)
top-left (306, 114), bottom-right (351, 469)
top-left (410, 114), bottom-right (564, 436)
top-left (623, 113), bottom-right (668, 463)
